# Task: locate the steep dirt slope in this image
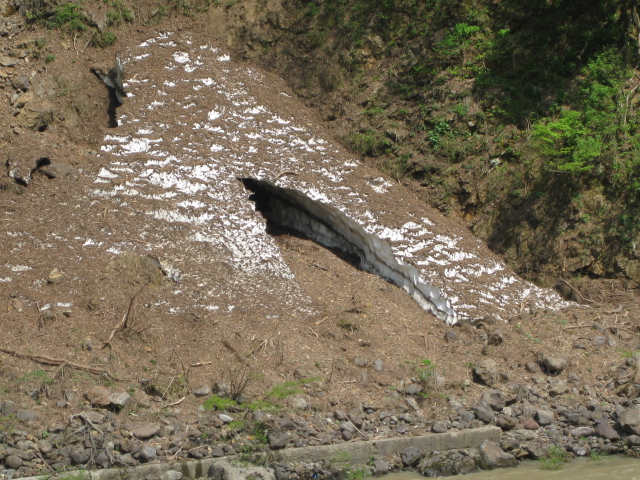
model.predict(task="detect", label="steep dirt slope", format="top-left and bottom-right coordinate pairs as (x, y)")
top-left (0, 1), bottom-right (639, 459)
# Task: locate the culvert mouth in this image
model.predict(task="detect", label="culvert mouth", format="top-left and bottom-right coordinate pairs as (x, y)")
top-left (239, 177), bottom-right (458, 325)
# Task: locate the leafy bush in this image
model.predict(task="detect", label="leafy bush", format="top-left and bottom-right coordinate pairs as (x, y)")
top-left (45, 3), bottom-right (87, 32)
top-left (348, 130), bottom-right (391, 156)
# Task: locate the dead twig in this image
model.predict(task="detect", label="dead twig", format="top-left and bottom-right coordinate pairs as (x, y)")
top-left (275, 170), bottom-right (298, 180)
top-left (0, 347), bottom-right (120, 380)
top-left (558, 277), bottom-right (600, 304)
top-left (619, 327), bottom-right (640, 337)
top-left (190, 361), bottom-right (212, 367)
top-left (81, 32), bottom-right (95, 55)
top-left (34, 447), bottom-right (55, 472)
top-left (102, 283), bottom-right (147, 349)
top-left (162, 396), bottom-right (186, 408)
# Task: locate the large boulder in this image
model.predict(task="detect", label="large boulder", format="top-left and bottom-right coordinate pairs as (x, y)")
top-left (478, 441), bottom-right (517, 469)
top-left (619, 405), bottom-right (640, 435)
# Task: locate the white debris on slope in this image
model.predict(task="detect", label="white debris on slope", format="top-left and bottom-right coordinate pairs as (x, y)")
top-left (87, 32), bottom-right (569, 323)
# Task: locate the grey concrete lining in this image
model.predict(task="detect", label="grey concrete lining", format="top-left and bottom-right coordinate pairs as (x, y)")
top-left (270, 426), bottom-right (501, 463)
top-left (15, 426), bottom-right (500, 480)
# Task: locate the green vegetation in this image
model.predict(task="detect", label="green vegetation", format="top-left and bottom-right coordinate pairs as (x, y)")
top-left (19, 369), bottom-right (54, 385)
top-left (540, 445), bottom-right (571, 470)
top-left (202, 394), bottom-right (237, 410)
top-left (44, 3), bottom-right (87, 32)
top-left (267, 377), bottom-right (318, 400)
top-left (271, 0), bottom-right (640, 280)
top-left (45, 54), bottom-right (56, 63)
top-left (91, 31), bottom-right (117, 47)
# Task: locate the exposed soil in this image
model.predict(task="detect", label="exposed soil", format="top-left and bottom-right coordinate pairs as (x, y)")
top-left (0, 3), bottom-right (639, 476)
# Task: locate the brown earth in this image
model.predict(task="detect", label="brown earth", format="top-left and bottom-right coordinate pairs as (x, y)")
top-left (0, 1), bottom-right (639, 447)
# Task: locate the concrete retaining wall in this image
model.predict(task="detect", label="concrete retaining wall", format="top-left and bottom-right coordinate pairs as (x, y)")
top-left (16, 426), bottom-right (501, 480)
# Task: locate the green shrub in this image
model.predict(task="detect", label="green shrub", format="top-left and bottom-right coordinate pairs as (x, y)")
top-left (91, 31), bottom-right (117, 48)
top-left (348, 130), bottom-right (391, 156)
top-left (540, 445), bottom-right (570, 470)
top-left (202, 395), bottom-right (237, 410)
top-left (46, 3), bottom-right (87, 32)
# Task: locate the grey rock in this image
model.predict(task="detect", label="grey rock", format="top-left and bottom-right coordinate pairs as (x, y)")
top-left (432, 421), bottom-right (448, 433)
top-left (624, 435), bottom-right (640, 446)
top-left (160, 471), bottom-right (183, 480)
top-left (70, 450), bottom-right (90, 465)
top-left (268, 431), bottom-right (288, 449)
top-left (445, 329), bottom-right (459, 342)
top-left (289, 395), bottom-right (307, 410)
top-left (118, 453), bottom-right (137, 466)
top-left (418, 451), bottom-right (477, 477)
top-left (219, 414), bottom-right (234, 423)
top-left (573, 444), bottom-right (590, 456)
top-left (481, 389), bottom-right (505, 411)
top-left (395, 424), bottom-right (409, 434)
top-left (354, 357), bottom-right (367, 367)
top-left (401, 446), bottom-right (423, 467)
top-left (193, 385), bottom-right (211, 397)
top-left (95, 450), bottom-right (109, 466)
top-left (340, 421), bottom-right (356, 433)
top-left (347, 409), bottom-right (363, 428)
top-left (478, 441), bottom-right (517, 469)
top-left (0, 400), bottom-right (17, 416)
top-left (37, 161), bottom-right (75, 179)
top-left (17, 101), bottom-right (54, 131)
top-left (619, 405), bottom-right (640, 435)
top-left (110, 392), bottom-right (131, 408)
top-left (535, 408), bottom-right (555, 426)
top-left (373, 459), bottom-right (389, 476)
top-left (16, 410), bottom-right (38, 423)
top-left (538, 351), bottom-right (570, 373)
top-left (473, 358), bottom-right (497, 386)
top-left (526, 362), bottom-right (541, 373)
top-left (405, 397), bottom-right (420, 412)
top-left (373, 359), bottom-right (384, 371)
top-left (523, 441), bottom-right (548, 459)
top-left (405, 383), bottom-right (422, 395)
top-left (5, 455), bottom-right (23, 469)
top-left (11, 75), bottom-right (30, 92)
top-left (472, 403), bottom-right (495, 423)
top-left (496, 415), bottom-right (517, 430)
top-left (570, 426), bottom-right (594, 437)
top-left (333, 410), bottom-right (347, 421)
top-left (549, 380), bottom-right (568, 396)
top-left (130, 422), bottom-right (161, 439)
top-left (594, 423), bottom-right (619, 440)
top-left (521, 417), bottom-right (539, 430)
top-left (13, 91), bottom-right (33, 109)
top-left (341, 430), bottom-right (352, 441)
top-left (87, 385), bottom-right (111, 407)
top-left (138, 445), bottom-right (156, 462)
top-left (211, 447), bottom-right (224, 457)
top-left (0, 55), bottom-right (18, 67)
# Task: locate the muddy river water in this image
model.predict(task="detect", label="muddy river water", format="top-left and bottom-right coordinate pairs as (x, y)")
top-left (382, 456), bottom-right (639, 479)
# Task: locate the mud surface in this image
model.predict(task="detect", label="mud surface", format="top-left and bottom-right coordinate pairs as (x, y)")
top-left (1, 7), bottom-right (640, 480)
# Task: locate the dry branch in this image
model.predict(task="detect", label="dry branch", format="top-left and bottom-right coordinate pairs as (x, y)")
top-left (102, 283), bottom-right (147, 349)
top-left (0, 347), bottom-right (120, 380)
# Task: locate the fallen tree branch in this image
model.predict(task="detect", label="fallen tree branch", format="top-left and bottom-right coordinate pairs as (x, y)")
top-left (558, 277), bottom-right (601, 304)
top-left (0, 347), bottom-right (120, 380)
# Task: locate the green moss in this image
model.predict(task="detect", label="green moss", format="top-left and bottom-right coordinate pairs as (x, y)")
top-left (202, 394), bottom-right (237, 410)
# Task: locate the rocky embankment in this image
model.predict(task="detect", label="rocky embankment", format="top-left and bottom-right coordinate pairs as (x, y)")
top-left (1, 351), bottom-right (640, 480)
